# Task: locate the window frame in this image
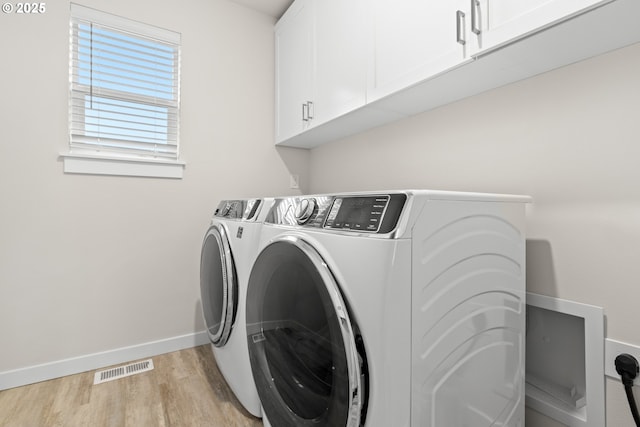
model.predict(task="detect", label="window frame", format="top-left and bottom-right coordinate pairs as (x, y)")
top-left (63, 3), bottom-right (184, 179)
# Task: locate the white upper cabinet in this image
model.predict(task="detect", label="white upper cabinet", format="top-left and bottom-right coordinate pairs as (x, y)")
top-left (473, 0), bottom-right (607, 55)
top-left (368, 0), bottom-right (609, 103)
top-left (368, 0), bottom-right (475, 103)
top-left (275, 0), bottom-right (367, 144)
top-left (275, 0), bottom-right (640, 148)
top-left (275, 0), bottom-right (314, 143)
top-left (314, 0), bottom-right (367, 125)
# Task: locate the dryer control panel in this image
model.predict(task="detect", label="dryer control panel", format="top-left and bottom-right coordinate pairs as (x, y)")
top-left (324, 196), bottom-right (389, 232)
top-left (267, 193), bottom-right (406, 234)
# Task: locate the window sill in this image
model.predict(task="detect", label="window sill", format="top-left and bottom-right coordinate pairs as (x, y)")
top-left (60, 152), bottom-right (185, 179)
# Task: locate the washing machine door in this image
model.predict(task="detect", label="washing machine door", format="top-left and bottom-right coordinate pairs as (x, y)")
top-left (246, 235), bottom-right (366, 427)
top-left (200, 223), bottom-right (237, 347)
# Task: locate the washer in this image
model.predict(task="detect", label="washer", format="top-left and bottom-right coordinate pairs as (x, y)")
top-left (245, 190), bottom-right (531, 427)
top-left (200, 198), bottom-right (271, 418)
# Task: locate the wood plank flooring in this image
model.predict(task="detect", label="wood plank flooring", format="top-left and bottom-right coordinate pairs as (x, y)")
top-left (0, 345), bottom-right (262, 427)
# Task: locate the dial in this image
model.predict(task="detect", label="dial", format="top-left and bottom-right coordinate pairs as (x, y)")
top-left (294, 198), bottom-right (316, 225)
top-left (220, 203), bottom-right (231, 217)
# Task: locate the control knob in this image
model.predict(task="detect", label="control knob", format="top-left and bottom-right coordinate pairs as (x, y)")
top-left (294, 198), bottom-right (316, 225)
top-left (220, 203), bottom-right (231, 217)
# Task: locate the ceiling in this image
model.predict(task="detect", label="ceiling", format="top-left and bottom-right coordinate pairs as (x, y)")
top-left (227, 0), bottom-right (294, 19)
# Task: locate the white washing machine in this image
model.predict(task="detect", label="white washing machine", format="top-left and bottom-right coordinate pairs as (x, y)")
top-left (200, 198), bottom-right (272, 418)
top-left (245, 190), bottom-right (531, 427)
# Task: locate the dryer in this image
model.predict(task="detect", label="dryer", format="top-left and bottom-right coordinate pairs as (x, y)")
top-left (245, 190), bottom-right (531, 427)
top-left (200, 198), bottom-right (270, 418)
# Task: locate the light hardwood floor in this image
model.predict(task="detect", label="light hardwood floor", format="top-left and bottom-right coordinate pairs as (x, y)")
top-left (0, 345), bottom-right (262, 427)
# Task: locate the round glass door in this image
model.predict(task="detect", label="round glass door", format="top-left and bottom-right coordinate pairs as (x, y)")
top-left (246, 235), bottom-right (366, 427)
top-left (200, 224), bottom-right (237, 347)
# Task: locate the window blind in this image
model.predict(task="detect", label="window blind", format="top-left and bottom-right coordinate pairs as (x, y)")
top-left (69, 4), bottom-right (180, 161)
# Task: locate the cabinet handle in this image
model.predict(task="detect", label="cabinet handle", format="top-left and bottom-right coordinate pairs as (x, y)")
top-left (302, 103), bottom-right (309, 122)
top-left (471, 0), bottom-right (481, 35)
top-left (456, 10), bottom-right (466, 45)
top-left (307, 101), bottom-right (314, 120)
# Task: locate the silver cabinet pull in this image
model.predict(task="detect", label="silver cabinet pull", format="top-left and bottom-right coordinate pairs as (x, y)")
top-left (471, 0), bottom-right (481, 35)
top-left (307, 101), bottom-right (314, 120)
top-left (456, 10), bottom-right (466, 45)
top-left (302, 103), bottom-right (309, 122)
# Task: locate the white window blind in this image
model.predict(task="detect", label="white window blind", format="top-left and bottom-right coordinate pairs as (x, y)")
top-left (69, 4), bottom-right (181, 162)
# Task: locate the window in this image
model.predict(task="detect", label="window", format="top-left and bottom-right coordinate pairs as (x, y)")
top-left (64, 4), bottom-right (183, 178)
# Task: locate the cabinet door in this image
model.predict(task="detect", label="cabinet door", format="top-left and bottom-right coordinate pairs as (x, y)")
top-left (314, 0), bottom-right (367, 125)
top-left (368, 0), bottom-right (473, 103)
top-left (473, 0), bottom-right (606, 55)
top-left (275, 0), bottom-right (315, 143)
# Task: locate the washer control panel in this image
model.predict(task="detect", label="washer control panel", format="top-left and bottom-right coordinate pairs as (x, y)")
top-left (214, 199), bottom-right (261, 220)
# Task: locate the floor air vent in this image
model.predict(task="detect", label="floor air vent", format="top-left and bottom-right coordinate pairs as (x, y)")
top-left (93, 359), bottom-right (154, 385)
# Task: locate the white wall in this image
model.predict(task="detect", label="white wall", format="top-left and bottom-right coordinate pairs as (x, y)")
top-left (0, 0), bottom-right (308, 379)
top-left (308, 42), bottom-right (640, 426)
top-left (2, 1), bottom-right (637, 425)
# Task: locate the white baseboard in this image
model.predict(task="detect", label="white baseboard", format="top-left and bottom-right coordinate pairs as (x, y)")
top-left (0, 331), bottom-right (210, 391)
